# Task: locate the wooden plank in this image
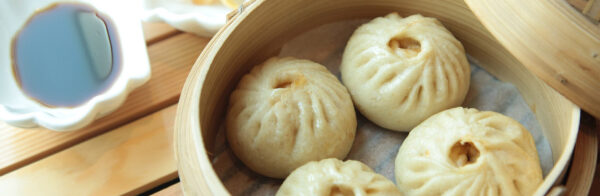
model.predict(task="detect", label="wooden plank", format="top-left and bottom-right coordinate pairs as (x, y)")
top-left (0, 106), bottom-right (179, 195)
top-left (152, 183), bottom-right (184, 196)
top-left (0, 33), bottom-right (209, 175)
top-left (143, 22), bottom-right (181, 44)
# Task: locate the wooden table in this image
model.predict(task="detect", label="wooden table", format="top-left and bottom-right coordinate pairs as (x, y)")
top-left (0, 22), bottom-right (598, 195)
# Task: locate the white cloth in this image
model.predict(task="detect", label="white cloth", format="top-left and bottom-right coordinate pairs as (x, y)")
top-left (142, 0), bottom-right (231, 37)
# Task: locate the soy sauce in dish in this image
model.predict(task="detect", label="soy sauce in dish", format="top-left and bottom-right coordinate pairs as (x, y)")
top-left (11, 3), bottom-right (121, 107)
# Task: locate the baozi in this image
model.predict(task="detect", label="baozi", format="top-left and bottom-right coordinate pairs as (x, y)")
top-left (226, 57), bottom-right (356, 179)
top-left (277, 158), bottom-right (402, 196)
top-left (341, 13), bottom-right (470, 131)
top-left (395, 107), bottom-right (543, 196)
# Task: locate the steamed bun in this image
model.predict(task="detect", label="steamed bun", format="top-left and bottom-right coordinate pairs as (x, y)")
top-left (226, 57), bottom-right (356, 179)
top-left (277, 158), bottom-right (402, 196)
top-left (340, 13), bottom-right (470, 131)
top-left (395, 107), bottom-right (543, 196)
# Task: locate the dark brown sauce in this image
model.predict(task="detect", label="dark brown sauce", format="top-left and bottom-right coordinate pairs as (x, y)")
top-left (11, 3), bottom-right (121, 107)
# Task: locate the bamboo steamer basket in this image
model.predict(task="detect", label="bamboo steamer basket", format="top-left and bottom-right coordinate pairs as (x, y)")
top-left (174, 0), bottom-right (597, 195)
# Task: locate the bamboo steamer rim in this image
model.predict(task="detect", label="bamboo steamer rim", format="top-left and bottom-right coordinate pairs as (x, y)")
top-left (174, 0), bottom-right (592, 195)
top-left (465, 0), bottom-right (600, 119)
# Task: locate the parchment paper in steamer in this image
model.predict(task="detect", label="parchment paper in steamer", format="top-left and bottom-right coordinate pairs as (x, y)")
top-left (210, 19), bottom-right (553, 195)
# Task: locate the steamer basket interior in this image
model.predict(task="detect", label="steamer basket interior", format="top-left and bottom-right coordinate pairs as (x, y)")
top-left (175, 0), bottom-right (581, 195)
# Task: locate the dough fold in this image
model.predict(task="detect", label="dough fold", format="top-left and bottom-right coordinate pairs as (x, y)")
top-left (395, 107), bottom-right (543, 196)
top-left (277, 158), bottom-right (402, 196)
top-left (226, 57), bottom-right (356, 178)
top-left (341, 13), bottom-right (470, 131)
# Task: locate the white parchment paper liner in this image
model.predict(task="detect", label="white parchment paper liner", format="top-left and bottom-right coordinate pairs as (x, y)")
top-left (210, 19), bottom-right (552, 195)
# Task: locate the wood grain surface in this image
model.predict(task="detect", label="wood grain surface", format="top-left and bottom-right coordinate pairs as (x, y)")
top-left (466, 0), bottom-right (600, 118)
top-left (0, 25), bottom-right (208, 175)
top-left (152, 183), bottom-right (184, 196)
top-left (143, 22), bottom-right (181, 45)
top-left (568, 0), bottom-right (589, 10)
top-left (0, 106), bottom-right (178, 195)
top-left (590, 129), bottom-right (600, 195)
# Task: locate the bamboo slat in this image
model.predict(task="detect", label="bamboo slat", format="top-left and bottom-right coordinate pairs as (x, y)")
top-left (590, 133), bottom-right (600, 194)
top-left (466, 0), bottom-right (600, 118)
top-left (0, 33), bottom-right (209, 175)
top-left (566, 113), bottom-right (598, 195)
top-left (0, 106), bottom-right (178, 195)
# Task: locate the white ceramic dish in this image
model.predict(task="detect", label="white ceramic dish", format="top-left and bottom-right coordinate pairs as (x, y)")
top-left (0, 0), bottom-right (150, 131)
